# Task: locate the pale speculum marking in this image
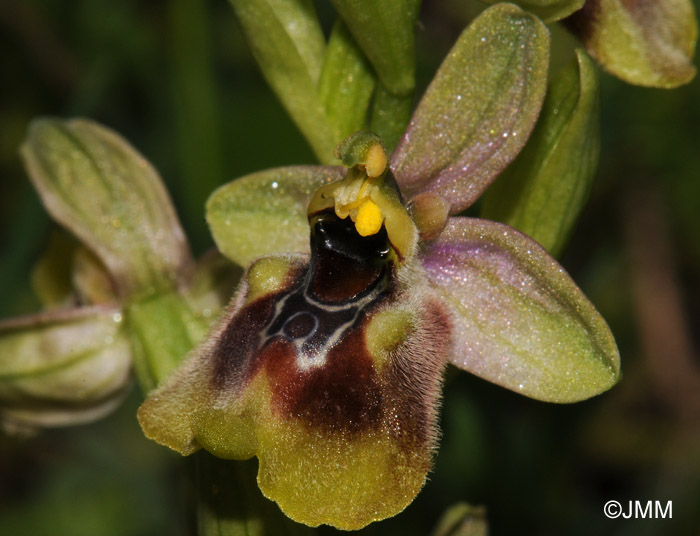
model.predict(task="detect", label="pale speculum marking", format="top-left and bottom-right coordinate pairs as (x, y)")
top-left (258, 263), bottom-right (389, 371)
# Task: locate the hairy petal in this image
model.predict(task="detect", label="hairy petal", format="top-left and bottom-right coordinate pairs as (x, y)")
top-left (206, 166), bottom-right (344, 267)
top-left (20, 118), bottom-right (193, 299)
top-left (391, 4), bottom-right (549, 214)
top-left (0, 306), bottom-right (131, 433)
top-left (422, 217), bottom-right (620, 403)
top-left (30, 230), bottom-right (80, 309)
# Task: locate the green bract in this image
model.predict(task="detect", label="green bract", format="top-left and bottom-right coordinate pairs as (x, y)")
top-left (139, 4), bottom-right (620, 530)
top-left (318, 21), bottom-right (376, 141)
top-left (482, 48), bottom-right (600, 257)
top-left (228, 0), bottom-right (336, 162)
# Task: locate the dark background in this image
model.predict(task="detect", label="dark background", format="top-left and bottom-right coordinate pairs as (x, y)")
top-left (1, 1), bottom-right (699, 534)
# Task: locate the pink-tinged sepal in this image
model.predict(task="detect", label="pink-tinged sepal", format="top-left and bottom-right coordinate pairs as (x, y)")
top-left (421, 217), bottom-right (620, 403)
top-left (390, 4), bottom-right (549, 214)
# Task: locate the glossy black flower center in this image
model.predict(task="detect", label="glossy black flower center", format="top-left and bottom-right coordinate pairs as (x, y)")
top-left (308, 211), bottom-right (391, 303)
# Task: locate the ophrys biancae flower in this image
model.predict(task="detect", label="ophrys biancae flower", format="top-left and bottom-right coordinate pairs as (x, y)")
top-left (138, 5), bottom-right (620, 530)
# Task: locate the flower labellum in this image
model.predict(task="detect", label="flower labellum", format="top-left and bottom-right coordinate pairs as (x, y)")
top-left (138, 135), bottom-right (453, 529)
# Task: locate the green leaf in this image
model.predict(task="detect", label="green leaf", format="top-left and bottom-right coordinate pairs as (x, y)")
top-left (481, 0), bottom-right (584, 23)
top-left (206, 166), bottom-right (345, 268)
top-left (422, 217), bottom-right (620, 403)
top-left (330, 0), bottom-right (417, 96)
top-left (391, 3), bottom-right (550, 214)
top-left (0, 306), bottom-right (131, 433)
top-left (229, 0), bottom-right (338, 163)
top-left (318, 20), bottom-right (376, 140)
top-left (566, 0), bottom-right (698, 87)
top-left (20, 118), bottom-right (194, 300)
top-left (482, 49), bottom-right (600, 257)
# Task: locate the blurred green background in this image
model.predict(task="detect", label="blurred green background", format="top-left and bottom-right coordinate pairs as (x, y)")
top-left (1, 1), bottom-right (699, 534)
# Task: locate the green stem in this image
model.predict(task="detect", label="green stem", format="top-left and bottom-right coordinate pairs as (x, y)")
top-left (169, 0), bottom-right (225, 247)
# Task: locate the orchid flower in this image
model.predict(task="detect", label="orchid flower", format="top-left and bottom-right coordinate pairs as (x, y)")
top-left (482, 0), bottom-right (698, 88)
top-left (0, 119), bottom-right (237, 434)
top-left (138, 5), bottom-right (620, 530)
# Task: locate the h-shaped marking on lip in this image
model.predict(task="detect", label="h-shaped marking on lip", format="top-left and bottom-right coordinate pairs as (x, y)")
top-left (259, 266), bottom-right (388, 371)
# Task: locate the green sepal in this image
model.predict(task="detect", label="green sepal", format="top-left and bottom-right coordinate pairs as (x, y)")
top-left (330, 0), bottom-right (418, 96)
top-left (229, 0), bottom-right (337, 163)
top-left (0, 306), bottom-right (131, 433)
top-left (318, 20), bottom-right (376, 141)
top-left (566, 0), bottom-right (698, 88)
top-left (481, 0), bottom-right (584, 23)
top-left (482, 49), bottom-right (600, 257)
top-left (20, 118), bottom-right (194, 300)
top-left (206, 166), bottom-right (345, 268)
